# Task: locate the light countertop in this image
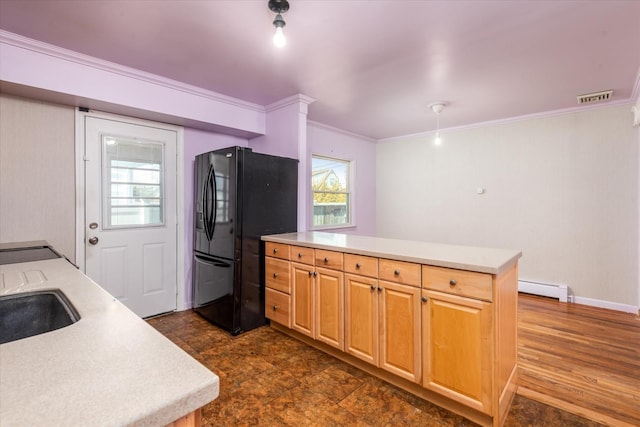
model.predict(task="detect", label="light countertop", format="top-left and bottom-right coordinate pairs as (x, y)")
top-left (262, 232), bottom-right (521, 275)
top-left (0, 258), bottom-right (219, 426)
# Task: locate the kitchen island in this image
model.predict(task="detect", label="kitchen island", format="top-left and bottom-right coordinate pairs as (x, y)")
top-left (0, 255), bottom-right (219, 426)
top-left (262, 232), bottom-right (521, 427)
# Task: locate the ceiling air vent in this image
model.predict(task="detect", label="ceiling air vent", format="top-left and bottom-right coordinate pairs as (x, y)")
top-left (576, 90), bottom-right (613, 104)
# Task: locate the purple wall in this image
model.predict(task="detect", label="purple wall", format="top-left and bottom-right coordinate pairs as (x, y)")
top-left (182, 128), bottom-right (249, 308)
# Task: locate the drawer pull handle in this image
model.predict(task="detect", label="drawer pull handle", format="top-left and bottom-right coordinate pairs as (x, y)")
top-left (298, 252), bottom-right (303, 258)
top-left (273, 248), bottom-right (278, 254)
top-left (356, 263), bottom-right (361, 269)
top-left (421, 296), bottom-right (428, 303)
top-left (394, 269), bottom-right (400, 276)
top-left (324, 257), bottom-right (329, 263)
top-left (449, 279), bottom-right (457, 287)
top-left (273, 273), bottom-right (278, 278)
top-left (370, 285), bottom-right (376, 291)
top-left (273, 305), bottom-right (279, 311)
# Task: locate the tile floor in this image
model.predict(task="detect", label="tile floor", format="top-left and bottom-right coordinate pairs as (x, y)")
top-left (148, 311), bottom-right (602, 426)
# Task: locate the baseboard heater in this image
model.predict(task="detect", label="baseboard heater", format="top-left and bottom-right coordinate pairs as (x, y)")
top-left (518, 280), bottom-right (569, 302)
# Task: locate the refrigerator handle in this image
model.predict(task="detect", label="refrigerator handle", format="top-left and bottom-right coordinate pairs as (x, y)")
top-left (203, 165), bottom-right (215, 241)
top-left (211, 163), bottom-right (218, 238)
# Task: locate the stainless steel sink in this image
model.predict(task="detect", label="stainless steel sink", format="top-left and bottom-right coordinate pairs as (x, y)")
top-left (0, 290), bottom-right (80, 344)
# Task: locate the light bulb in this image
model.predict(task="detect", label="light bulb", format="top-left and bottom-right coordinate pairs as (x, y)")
top-left (434, 131), bottom-right (442, 146)
top-left (273, 26), bottom-right (286, 48)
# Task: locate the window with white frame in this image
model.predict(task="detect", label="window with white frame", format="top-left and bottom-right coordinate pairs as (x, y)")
top-left (311, 155), bottom-right (351, 228)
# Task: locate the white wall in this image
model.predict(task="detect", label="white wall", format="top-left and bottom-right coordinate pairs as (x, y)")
top-left (376, 104), bottom-right (639, 308)
top-left (0, 94), bottom-right (76, 259)
top-left (308, 122), bottom-right (377, 235)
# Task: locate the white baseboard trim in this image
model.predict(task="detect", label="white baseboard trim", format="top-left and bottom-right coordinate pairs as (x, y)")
top-left (572, 296), bottom-right (639, 314)
top-left (519, 280), bottom-right (639, 314)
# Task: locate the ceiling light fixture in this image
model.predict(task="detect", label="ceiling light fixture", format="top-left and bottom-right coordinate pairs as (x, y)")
top-left (429, 102), bottom-right (447, 145)
top-left (268, 0), bottom-right (290, 48)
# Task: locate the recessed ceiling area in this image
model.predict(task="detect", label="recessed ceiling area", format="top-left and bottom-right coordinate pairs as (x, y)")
top-left (0, 0), bottom-right (638, 140)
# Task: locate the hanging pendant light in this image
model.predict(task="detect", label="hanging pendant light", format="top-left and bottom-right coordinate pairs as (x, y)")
top-left (268, 0), bottom-right (290, 48)
top-left (429, 102), bottom-right (447, 145)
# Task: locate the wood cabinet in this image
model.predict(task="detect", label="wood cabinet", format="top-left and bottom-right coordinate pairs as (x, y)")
top-left (264, 237), bottom-right (519, 427)
top-left (265, 242), bottom-right (292, 328)
top-left (345, 273), bottom-right (378, 365)
top-left (344, 257), bottom-right (421, 383)
top-left (422, 289), bottom-right (492, 413)
top-left (315, 266), bottom-right (344, 349)
top-left (290, 250), bottom-right (344, 350)
top-left (291, 262), bottom-right (315, 337)
top-left (379, 279), bottom-right (421, 383)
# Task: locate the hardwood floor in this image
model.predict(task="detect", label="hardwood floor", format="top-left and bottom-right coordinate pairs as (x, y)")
top-left (517, 294), bottom-right (640, 427)
top-left (148, 294), bottom-right (639, 426)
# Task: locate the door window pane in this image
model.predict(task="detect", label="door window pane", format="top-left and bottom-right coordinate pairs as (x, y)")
top-left (102, 136), bottom-right (164, 228)
top-left (312, 155), bottom-right (351, 228)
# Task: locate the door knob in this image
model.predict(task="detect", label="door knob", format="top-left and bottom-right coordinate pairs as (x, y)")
top-left (88, 236), bottom-right (99, 245)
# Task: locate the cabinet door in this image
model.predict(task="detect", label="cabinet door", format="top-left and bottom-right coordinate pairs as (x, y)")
top-left (344, 274), bottom-right (378, 365)
top-left (315, 267), bottom-right (344, 350)
top-left (291, 262), bottom-right (315, 337)
top-left (422, 290), bottom-right (492, 414)
top-left (379, 280), bottom-right (421, 383)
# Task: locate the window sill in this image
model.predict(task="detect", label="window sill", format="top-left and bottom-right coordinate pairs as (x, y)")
top-left (310, 224), bottom-right (357, 232)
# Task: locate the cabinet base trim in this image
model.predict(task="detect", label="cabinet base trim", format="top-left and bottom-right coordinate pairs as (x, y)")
top-left (270, 323), bottom-right (497, 427)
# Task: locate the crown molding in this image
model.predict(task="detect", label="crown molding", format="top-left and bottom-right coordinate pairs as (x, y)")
top-left (379, 99), bottom-right (636, 143)
top-left (307, 120), bottom-right (376, 143)
top-left (0, 30), bottom-right (265, 113)
top-left (265, 93), bottom-right (316, 113)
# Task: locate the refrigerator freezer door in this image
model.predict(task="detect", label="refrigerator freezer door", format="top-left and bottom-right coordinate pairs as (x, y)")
top-left (193, 253), bottom-right (240, 334)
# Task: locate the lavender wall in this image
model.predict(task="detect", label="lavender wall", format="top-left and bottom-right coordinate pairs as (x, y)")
top-left (182, 128), bottom-right (249, 308)
top-left (307, 122), bottom-right (377, 236)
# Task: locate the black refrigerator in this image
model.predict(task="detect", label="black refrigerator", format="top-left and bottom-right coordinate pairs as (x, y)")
top-left (192, 146), bottom-right (298, 335)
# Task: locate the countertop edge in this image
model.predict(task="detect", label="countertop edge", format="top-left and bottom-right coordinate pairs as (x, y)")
top-left (262, 232), bottom-right (522, 275)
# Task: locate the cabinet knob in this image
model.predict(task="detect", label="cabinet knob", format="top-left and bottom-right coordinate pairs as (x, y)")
top-left (421, 296), bottom-right (428, 303)
top-left (324, 257), bottom-right (329, 263)
top-left (394, 269), bottom-right (400, 276)
top-left (298, 252), bottom-right (303, 258)
top-left (273, 248), bottom-right (278, 254)
top-left (273, 273), bottom-right (278, 278)
top-left (377, 287), bottom-right (382, 292)
top-left (356, 263), bottom-right (361, 269)
top-left (370, 284), bottom-right (376, 291)
top-left (449, 279), bottom-right (457, 287)
top-left (308, 271), bottom-right (313, 277)
top-left (273, 305), bottom-right (279, 311)
top-left (313, 271), bottom-right (317, 277)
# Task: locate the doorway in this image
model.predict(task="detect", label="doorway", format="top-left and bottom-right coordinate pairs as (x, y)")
top-left (76, 112), bottom-right (184, 318)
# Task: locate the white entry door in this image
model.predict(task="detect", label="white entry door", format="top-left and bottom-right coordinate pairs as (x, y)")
top-left (84, 116), bottom-right (177, 318)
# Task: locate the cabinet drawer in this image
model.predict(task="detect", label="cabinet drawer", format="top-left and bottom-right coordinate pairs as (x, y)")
top-left (265, 257), bottom-right (291, 293)
top-left (265, 288), bottom-right (291, 328)
top-left (315, 249), bottom-right (344, 270)
top-left (265, 242), bottom-right (290, 260)
top-left (291, 246), bottom-right (315, 265)
top-left (422, 265), bottom-right (493, 301)
top-left (379, 259), bottom-right (421, 287)
top-left (344, 254), bottom-right (378, 278)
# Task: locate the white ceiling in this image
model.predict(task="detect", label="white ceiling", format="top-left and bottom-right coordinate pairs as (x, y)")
top-left (1, 0), bottom-right (639, 140)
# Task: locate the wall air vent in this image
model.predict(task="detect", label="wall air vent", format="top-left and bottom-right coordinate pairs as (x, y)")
top-left (576, 90), bottom-right (613, 104)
